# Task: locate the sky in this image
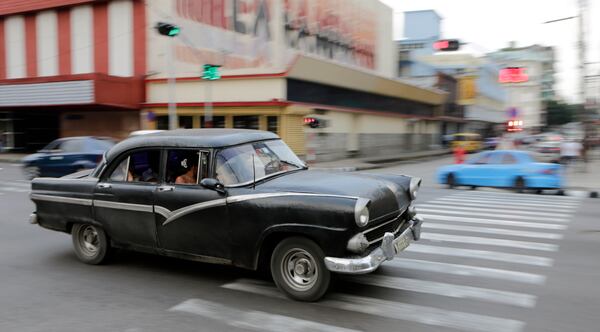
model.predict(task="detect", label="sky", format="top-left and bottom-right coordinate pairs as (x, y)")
top-left (380, 0), bottom-right (600, 104)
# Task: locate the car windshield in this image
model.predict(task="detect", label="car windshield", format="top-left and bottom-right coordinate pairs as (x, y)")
top-left (215, 140), bottom-right (306, 186)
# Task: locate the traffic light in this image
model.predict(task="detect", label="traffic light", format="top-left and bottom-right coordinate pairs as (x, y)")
top-left (156, 22), bottom-right (181, 37)
top-left (433, 39), bottom-right (460, 51)
top-left (304, 117), bottom-right (321, 128)
top-left (507, 120), bottom-right (523, 132)
top-left (202, 64), bottom-right (222, 80)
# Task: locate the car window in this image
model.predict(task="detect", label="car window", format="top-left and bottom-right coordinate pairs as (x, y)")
top-left (87, 139), bottom-right (115, 151)
top-left (165, 149), bottom-right (209, 185)
top-left (108, 150), bottom-right (161, 183)
top-left (215, 140), bottom-right (305, 186)
top-left (469, 152), bottom-right (492, 165)
top-left (60, 139), bottom-right (86, 153)
top-left (501, 153), bottom-right (518, 164)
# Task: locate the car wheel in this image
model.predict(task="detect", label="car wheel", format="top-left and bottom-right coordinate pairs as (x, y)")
top-left (446, 173), bottom-right (456, 189)
top-left (72, 224), bottom-right (111, 265)
top-left (24, 166), bottom-right (40, 180)
top-left (514, 177), bottom-right (526, 193)
top-left (270, 237), bottom-right (330, 302)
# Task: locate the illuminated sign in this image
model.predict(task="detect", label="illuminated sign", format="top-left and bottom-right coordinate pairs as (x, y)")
top-left (433, 39), bottom-right (460, 51)
top-left (499, 67), bottom-right (528, 83)
top-left (507, 120), bottom-right (524, 132)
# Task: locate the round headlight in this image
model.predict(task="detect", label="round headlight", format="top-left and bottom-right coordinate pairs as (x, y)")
top-left (409, 177), bottom-right (422, 200)
top-left (357, 207), bottom-right (369, 227)
top-left (354, 198), bottom-right (370, 227)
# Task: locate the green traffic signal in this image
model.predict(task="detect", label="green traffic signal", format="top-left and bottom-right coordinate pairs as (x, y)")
top-left (156, 22), bottom-right (180, 37)
top-left (202, 64), bottom-right (221, 80)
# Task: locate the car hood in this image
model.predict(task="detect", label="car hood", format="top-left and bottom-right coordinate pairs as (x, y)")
top-left (21, 153), bottom-right (46, 163)
top-left (258, 170), bottom-right (414, 220)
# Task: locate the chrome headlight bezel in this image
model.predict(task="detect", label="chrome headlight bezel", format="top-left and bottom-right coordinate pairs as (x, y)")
top-left (346, 232), bottom-right (369, 254)
top-left (354, 198), bottom-right (370, 227)
top-left (409, 177), bottom-right (422, 200)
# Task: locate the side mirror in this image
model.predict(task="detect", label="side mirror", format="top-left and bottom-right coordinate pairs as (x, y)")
top-left (200, 178), bottom-right (226, 194)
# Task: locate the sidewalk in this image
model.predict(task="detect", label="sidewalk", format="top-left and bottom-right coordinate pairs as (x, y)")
top-left (309, 149), bottom-right (451, 172)
top-left (0, 153), bottom-right (26, 163)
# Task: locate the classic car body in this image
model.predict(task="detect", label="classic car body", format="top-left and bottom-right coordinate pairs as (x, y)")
top-left (437, 150), bottom-right (563, 190)
top-left (30, 129), bottom-right (423, 301)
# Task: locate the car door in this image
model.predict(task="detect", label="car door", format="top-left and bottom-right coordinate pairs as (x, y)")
top-left (493, 152), bottom-right (522, 187)
top-left (154, 149), bottom-right (231, 262)
top-left (459, 152), bottom-right (493, 186)
top-left (93, 149), bottom-right (162, 249)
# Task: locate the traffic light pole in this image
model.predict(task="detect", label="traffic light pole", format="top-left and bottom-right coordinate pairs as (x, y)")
top-left (167, 38), bottom-right (177, 130)
top-left (205, 79), bottom-right (213, 128)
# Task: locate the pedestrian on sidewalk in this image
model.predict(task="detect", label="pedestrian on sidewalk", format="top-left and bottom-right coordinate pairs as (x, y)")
top-left (560, 139), bottom-right (582, 170)
top-left (453, 144), bottom-right (466, 164)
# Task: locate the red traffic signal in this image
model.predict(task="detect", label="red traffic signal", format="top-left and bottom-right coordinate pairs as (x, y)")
top-left (433, 39), bottom-right (460, 51)
top-left (303, 117), bottom-right (321, 128)
top-left (507, 120), bottom-right (524, 132)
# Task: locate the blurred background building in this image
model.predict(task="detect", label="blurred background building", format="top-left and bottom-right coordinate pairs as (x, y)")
top-left (488, 43), bottom-right (557, 131)
top-left (0, 0), bottom-right (146, 151)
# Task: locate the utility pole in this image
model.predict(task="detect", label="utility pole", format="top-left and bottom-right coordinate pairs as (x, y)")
top-left (578, 0), bottom-right (587, 106)
top-left (155, 22), bottom-right (181, 130)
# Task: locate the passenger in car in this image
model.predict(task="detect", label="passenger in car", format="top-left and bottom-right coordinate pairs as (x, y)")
top-left (175, 157), bottom-right (198, 184)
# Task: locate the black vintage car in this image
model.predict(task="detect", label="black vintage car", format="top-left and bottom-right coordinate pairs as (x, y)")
top-left (29, 129), bottom-right (423, 301)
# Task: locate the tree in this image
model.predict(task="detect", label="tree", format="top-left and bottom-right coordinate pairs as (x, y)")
top-left (545, 100), bottom-right (580, 126)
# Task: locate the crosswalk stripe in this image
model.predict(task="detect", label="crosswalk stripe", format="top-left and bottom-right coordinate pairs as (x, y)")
top-left (426, 199), bottom-right (576, 212)
top-left (450, 192), bottom-right (580, 203)
top-left (420, 213), bottom-right (567, 230)
top-left (422, 232), bottom-right (558, 251)
top-left (424, 222), bottom-right (563, 240)
top-left (434, 197), bottom-right (578, 209)
top-left (384, 258), bottom-right (546, 284)
top-left (406, 243), bottom-right (554, 266)
top-left (451, 189), bottom-right (580, 198)
top-left (418, 203), bottom-right (570, 218)
top-left (169, 298), bottom-right (361, 332)
top-left (346, 274), bottom-right (537, 308)
top-left (222, 279), bottom-right (525, 332)
top-left (418, 208), bottom-right (567, 223)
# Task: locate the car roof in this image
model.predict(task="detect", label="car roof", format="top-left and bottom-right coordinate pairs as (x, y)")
top-left (106, 129), bottom-right (279, 161)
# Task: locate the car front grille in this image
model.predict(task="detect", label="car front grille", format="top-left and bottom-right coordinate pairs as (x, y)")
top-left (363, 213), bottom-right (405, 251)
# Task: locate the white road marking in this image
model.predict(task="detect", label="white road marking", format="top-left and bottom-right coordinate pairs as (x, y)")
top-left (0, 187), bottom-right (30, 193)
top-left (424, 222), bottom-right (563, 240)
top-left (420, 213), bottom-right (567, 230)
top-left (418, 203), bottom-right (570, 218)
top-left (346, 274), bottom-right (537, 308)
top-left (450, 192), bottom-right (580, 203)
top-left (418, 208), bottom-right (567, 223)
top-left (422, 232), bottom-right (558, 252)
top-left (406, 243), bottom-right (554, 267)
top-left (222, 279), bottom-right (525, 332)
top-left (384, 258), bottom-right (546, 284)
top-left (434, 197), bottom-right (578, 208)
top-left (426, 199), bottom-right (576, 212)
top-left (0, 181), bottom-right (31, 188)
top-left (170, 298), bottom-right (362, 332)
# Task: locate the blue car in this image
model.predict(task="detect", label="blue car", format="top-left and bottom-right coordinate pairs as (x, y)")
top-left (22, 137), bottom-right (115, 179)
top-left (437, 150), bottom-right (563, 191)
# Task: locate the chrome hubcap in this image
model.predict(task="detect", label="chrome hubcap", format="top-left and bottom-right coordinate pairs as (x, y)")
top-left (79, 225), bottom-right (99, 257)
top-left (281, 249), bottom-right (318, 291)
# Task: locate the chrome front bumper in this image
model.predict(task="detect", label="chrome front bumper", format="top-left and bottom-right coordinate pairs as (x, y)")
top-left (324, 216), bottom-right (423, 274)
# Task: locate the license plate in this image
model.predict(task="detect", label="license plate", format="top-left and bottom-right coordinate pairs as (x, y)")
top-left (393, 234), bottom-right (411, 254)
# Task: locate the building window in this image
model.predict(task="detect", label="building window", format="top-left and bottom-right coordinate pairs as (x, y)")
top-left (233, 116), bottom-right (259, 130)
top-left (201, 116), bottom-right (225, 128)
top-left (267, 116), bottom-right (278, 133)
top-left (156, 116), bottom-right (168, 130)
top-left (179, 116), bottom-right (193, 129)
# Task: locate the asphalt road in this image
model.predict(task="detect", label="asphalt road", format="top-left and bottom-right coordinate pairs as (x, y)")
top-left (1, 160), bottom-right (599, 332)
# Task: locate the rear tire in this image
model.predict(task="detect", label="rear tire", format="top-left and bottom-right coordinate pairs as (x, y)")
top-left (270, 237), bottom-right (330, 302)
top-left (514, 177), bottom-right (525, 193)
top-left (72, 224), bottom-right (111, 265)
top-left (446, 173), bottom-right (456, 189)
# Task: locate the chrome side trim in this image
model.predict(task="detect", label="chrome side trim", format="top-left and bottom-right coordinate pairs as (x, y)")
top-left (30, 194), bottom-right (93, 206)
top-left (162, 199), bottom-right (227, 226)
top-left (227, 192), bottom-right (360, 204)
top-left (154, 206), bottom-right (171, 220)
top-left (93, 200), bottom-right (153, 213)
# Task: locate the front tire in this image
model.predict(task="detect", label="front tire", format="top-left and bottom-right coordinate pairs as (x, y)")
top-left (270, 237), bottom-right (330, 302)
top-left (72, 224), bottom-right (111, 265)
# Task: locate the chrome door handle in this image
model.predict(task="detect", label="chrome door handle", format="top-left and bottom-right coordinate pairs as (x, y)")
top-left (49, 156), bottom-right (64, 160)
top-left (157, 185), bottom-right (174, 192)
top-left (97, 183), bottom-right (111, 189)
